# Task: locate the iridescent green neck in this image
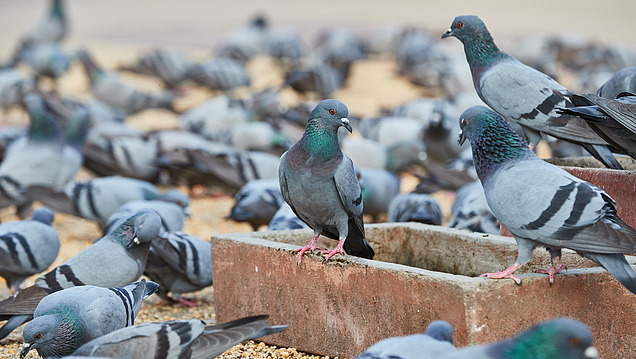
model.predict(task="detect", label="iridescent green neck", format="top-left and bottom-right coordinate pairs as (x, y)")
top-left (299, 119), bottom-right (341, 161)
top-left (51, 0), bottom-right (64, 17)
top-left (28, 111), bottom-right (60, 142)
top-left (490, 325), bottom-right (564, 359)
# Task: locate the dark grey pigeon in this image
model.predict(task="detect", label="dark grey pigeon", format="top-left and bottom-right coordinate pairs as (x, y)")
top-left (24, 0), bottom-right (67, 44)
top-left (597, 66), bottom-right (636, 99)
top-left (442, 15), bottom-right (622, 170)
top-left (437, 318), bottom-right (597, 359)
top-left (356, 320), bottom-right (456, 359)
top-left (0, 210), bottom-right (161, 340)
top-left (459, 105), bottom-right (636, 293)
top-left (447, 181), bottom-right (500, 235)
top-left (144, 231), bottom-right (212, 307)
top-left (279, 99), bottom-right (374, 264)
top-left (227, 178), bottom-right (284, 230)
top-left (20, 279), bottom-right (158, 358)
top-left (558, 93), bottom-right (636, 160)
top-left (387, 193), bottom-right (443, 225)
top-left (267, 202), bottom-right (309, 231)
top-left (0, 207), bottom-right (59, 293)
top-left (71, 314), bottom-right (287, 359)
top-left (117, 47), bottom-right (194, 88)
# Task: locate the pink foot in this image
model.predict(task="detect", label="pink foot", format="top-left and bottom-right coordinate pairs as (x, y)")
top-left (321, 238), bottom-right (345, 263)
top-left (293, 235), bottom-right (325, 265)
top-left (167, 297), bottom-right (200, 308)
top-left (480, 264), bottom-right (523, 285)
top-left (536, 264), bottom-right (567, 285)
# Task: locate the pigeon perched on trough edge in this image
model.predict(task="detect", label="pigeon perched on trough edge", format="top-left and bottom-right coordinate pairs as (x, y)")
top-left (458, 105), bottom-right (636, 293)
top-left (279, 99), bottom-right (374, 264)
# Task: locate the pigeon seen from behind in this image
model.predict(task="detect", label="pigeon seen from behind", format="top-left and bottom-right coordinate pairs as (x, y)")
top-left (458, 105), bottom-right (636, 294)
top-left (279, 99), bottom-right (374, 264)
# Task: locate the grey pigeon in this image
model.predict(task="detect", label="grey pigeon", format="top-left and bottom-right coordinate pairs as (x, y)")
top-left (0, 207), bottom-right (59, 293)
top-left (0, 210), bottom-right (161, 340)
top-left (215, 15), bottom-right (268, 63)
top-left (267, 202), bottom-right (309, 231)
top-left (77, 49), bottom-right (179, 115)
top-left (597, 66), bottom-right (636, 99)
top-left (357, 168), bottom-right (401, 220)
top-left (178, 95), bottom-right (249, 138)
top-left (71, 314), bottom-right (287, 359)
top-left (227, 178), bottom-right (284, 230)
top-left (279, 99), bottom-right (374, 264)
top-left (442, 15), bottom-right (622, 170)
top-left (438, 318), bottom-right (597, 359)
top-left (387, 193), bottom-right (442, 225)
top-left (117, 47), bottom-right (194, 88)
top-left (103, 199), bottom-right (187, 235)
top-left (24, 0), bottom-right (67, 44)
top-left (266, 27), bottom-right (306, 64)
top-left (356, 320), bottom-right (455, 359)
top-left (458, 105), bottom-right (636, 292)
top-left (284, 60), bottom-right (345, 99)
top-left (20, 279), bottom-right (158, 358)
top-left (447, 181), bottom-right (500, 235)
top-left (144, 232), bottom-right (212, 307)
top-left (10, 41), bottom-right (72, 82)
top-left (185, 57), bottom-right (250, 92)
top-left (0, 69), bottom-right (35, 110)
top-left (558, 93), bottom-right (636, 160)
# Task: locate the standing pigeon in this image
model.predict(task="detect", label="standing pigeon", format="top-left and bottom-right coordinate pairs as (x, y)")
top-left (0, 210), bottom-right (161, 340)
top-left (103, 199), bottom-right (187, 235)
top-left (144, 232), bottom-right (212, 307)
top-left (20, 279), bottom-right (158, 358)
top-left (447, 181), bottom-right (500, 235)
top-left (356, 320), bottom-right (456, 359)
top-left (0, 207), bottom-right (59, 293)
top-left (442, 15), bottom-right (622, 170)
top-left (24, 0), bottom-right (67, 44)
top-left (0, 69), bottom-right (35, 110)
top-left (227, 178), bottom-right (284, 230)
top-left (279, 99), bottom-right (374, 264)
top-left (458, 105), bottom-right (636, 293)
top-left (117, 47), bottom-right (194, 88)
top-left (437, 318), bottom-right (597, 359)
top-left (71, 314), bottom-right (287, 359)
top-left (387, 193), bottom-right (443, 225)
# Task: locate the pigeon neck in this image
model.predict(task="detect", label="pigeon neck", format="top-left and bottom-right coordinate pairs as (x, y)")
top-left (462, 31), bottom-right (506, 83)
top-left (299, 119), bottom-right (341, 161)
top-left (42, 309), bottom-right (86, 357)
top-left (51, 0), bottom-right (64, 18)
top-left (28, 110), bottom-right (60, 142)
top-left (487, 326), bottom-right (566, 359)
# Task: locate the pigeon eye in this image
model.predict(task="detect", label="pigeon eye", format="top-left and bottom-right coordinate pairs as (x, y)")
top-left (329, 109), bottom-right (335, 115)
top-left (456, 22), bottom-right (463, 29)
top-left (461, 118), bottom-right (467, 126)
top-left (570, 336), bottom-right (581, 346)
top-left (35, 333), bottom-right (41, 340)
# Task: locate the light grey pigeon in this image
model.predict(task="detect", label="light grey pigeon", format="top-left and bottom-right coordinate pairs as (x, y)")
top-left (357, 168), bottom-right (401, 220)
top-left (185, 57), bottom-right (250, 92)
top-left (458, 105), bottom-right (636, 293)
top-left (356, 320), bottom-right (456, 359)
top-left (117, 47), bottom-right (194, 88)
top-left (0, 210), bottom-right (161, 340)
top-left (215, 15), bottom-right (268, 63)
top-left (0, 69), bottom-right (35, 110)
top-left (447, 181), bottom-right (500, 235)
top-left (442, 15), bottom-right (622, 170)
top-left (226, 178), bottom-right (284, 230)
top-left (0, 207), bottom-right (59, 293)
top-left (103, 199), bottom-right (187, 235)
top-left (267, 202), bottom-right (309, 231)
top-left (144, 232), bottom-right (212, 307)
top-left (71, 314), bottom-right (287, 359)
top-left (10, 41), bottom-right (72, 81)
top-left (437, 318), bottom-right (597, 359)
top-left (387, 193), bottom-right (442, 225)
top-left (279, 99), bottom-right (374, 264)
top-left (596, 66), bottom-right (636, 99)
top-left (77, 49), bottom-right (179, 115)
top-left (20, 279), bottom-right (159, 358)
top-left (284, 60), bottom-right (345, 99)
top-left (24, 0), bottom-right (67, 44)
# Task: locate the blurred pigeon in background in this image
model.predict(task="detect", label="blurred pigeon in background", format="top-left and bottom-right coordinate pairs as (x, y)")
top-left (387, 193), bottom-right (442, 225)
top-left (23, 0), bottom-right (67, 44)
top-left (117, 47), bottom-right (194, 88)
top-left (357, 168), bottom-right (401, 221)
top-left (596, 66), bottom-right (636, 99)
top-left (268, 202), bottom-right (309, 231)
top-left (447, 181), bottom-right (500, 235)
top-left (227, 178), bottom-right (284, 230)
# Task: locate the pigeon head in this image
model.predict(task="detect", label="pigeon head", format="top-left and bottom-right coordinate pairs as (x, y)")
top-left (308, 99), bottom-right (351, 133)
top-left (32, 206), bottom-right (55, 225)
top-left (496, 318), bottom-right (597, 359)
top-left (76, 49), bottom-right (105, 84)
top-left (22, 311), bottom-right (81, 358)
top-left (441, 16), bottom-right (504, 75)
top-left (425, 320), bottom-right (454, 344)
top-left (115, 210), bottom-right (162, 247)
top-left (442, 15), bottom-right (490, 42)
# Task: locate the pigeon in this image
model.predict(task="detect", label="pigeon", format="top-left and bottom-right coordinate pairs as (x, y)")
top-left (357, 168), bottom-right (401, 220)
top-left (178, 95), bottom-right (249, 138)
top-left (24, 0), bottom-right (67, 44)
top-left (185, 57), bottom-right (250, 92)
top-left (458, 105), bottom-right (636, 292)
top-left (387, 193), bottom-right (443, 225)
top-left (447, 181), bottom-right (500, 235)
top-left (71, 314), bottom-right (287, 359)
top-left (0, 69), bottom-right (35, 110)
top-left (117, 47), bottom-right (194, 88)
top-left (596, 66), bottom-right (636, 99)
top-left (0, 210), bottom-right (161, 340)
top-left (103, 199), bottom-right (187, 235)
top-left (266, 27), bottom-right (306, 65)
top-left (20, 279), bottom-right (159, 358)
top-left (284, 61), bottom-right (345, 99)
top-left (0, 207), bottom-right (59, 293)
top-left (356, 320), bottom-right (456, 359)
top-left (77, 49), bottom-right (179, 115)
top-left (558, 93), bottom-right (636, 160)
top-left (442, 15), bottom-right (622, 170)
top-left (437, 318), bottom-right (597, 359)
top-left (279, 99), bottom-right (374, 264)
top-left (227, 178), bottom-right (285, 230)
top-left (267, 202), bottom-right (309, 231)
top-left (10, 41), bottom-right (72, 81)
top-left (144, 231), bottom-right (212, 307)
top-left (215, 15), bottom-right (268, 63)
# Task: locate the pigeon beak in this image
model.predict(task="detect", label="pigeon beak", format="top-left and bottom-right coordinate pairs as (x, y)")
top-left (458, 129), bottom-right (466, 146)
top-left (20, 343), bottom-right (31, 359)
top-left (584, 346), bottom-right (598, 359)
top-left (341, 118), bottom-right (352, 133)
top-left (126, 236), bottom-right (141, 248)
top-left (441, 28), bottom-right (453, 39)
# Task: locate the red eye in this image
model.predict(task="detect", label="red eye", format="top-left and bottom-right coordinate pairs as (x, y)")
top-left (571, 336), bottom-right (581, 346)
top-left (329, 109), bottom-right (335, 115)
top-left (461, 118), bottom-right (467, 126)
top-left (35, 333), bottom-right (41, 340)
top-left (456, 22), bottom-right (463, 29)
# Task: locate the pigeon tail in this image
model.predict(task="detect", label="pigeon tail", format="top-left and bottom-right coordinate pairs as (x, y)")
top-left (586, 253), bottom-right (636, 295)
top-left (342, 221), bottom-right (374, 259)
top-left (581, 143), bottom-right (624, 170)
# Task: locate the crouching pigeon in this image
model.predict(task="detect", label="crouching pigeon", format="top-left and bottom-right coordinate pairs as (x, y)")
top-left (458, 105), bottom-right (636, 294)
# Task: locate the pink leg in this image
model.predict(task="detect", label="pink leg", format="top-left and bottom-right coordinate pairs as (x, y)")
top-left (480, 264), bottom-right (524, 285)
top-left (536, 256), bottom-right (567, 285)
top-left (321, 238), bottom-right (345, 263)
top-left (293, 235), bottom-right (325, 265)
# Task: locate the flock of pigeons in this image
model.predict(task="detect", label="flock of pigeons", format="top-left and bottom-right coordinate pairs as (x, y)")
top-left (0, 1), bottom-right (635, 358)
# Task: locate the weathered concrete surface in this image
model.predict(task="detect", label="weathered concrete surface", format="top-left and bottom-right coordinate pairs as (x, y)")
top-left (211, 223), bottom-right (636, 359)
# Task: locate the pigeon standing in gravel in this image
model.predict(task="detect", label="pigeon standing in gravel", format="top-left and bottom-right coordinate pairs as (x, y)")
top-left (438, 318), bottom-right (597, 359)
top-left (279, 99), bottom-right (374, 264)
top-left (447, 181), bottom-right (500, 235)
top-left (144, 232), bottom-right (212, 307)
top-left (387, 193), bottom-right (443, 225)
top-left (20, 279), bottom-right (158, 358)
top-left (185, 57), bottom-right (250, 92)
top-left (356, 320), bottom-right (456, 359)
top-left (442, 15), bottom-right (622, 170)
top-left (24, 0), bottom-right (67, 44)
top-left (459, 105), bottom-right (636, 293)
top-left (117, 47), bottom-right (194, 88)
top-left (103, 198), bottom-right (188, 235)
top-left (227, 178), bottom-right (285, 230)
top-left (0, 210), bottom-right (161, 340)
top-left (71, 314), bottom-right (287, 359)
top-left (0, 207), bottom-right (59, 293)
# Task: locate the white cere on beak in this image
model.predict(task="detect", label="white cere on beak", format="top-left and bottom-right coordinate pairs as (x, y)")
top-left (446, 28), bottom-right (452, 33)
top-left (133, 237), bottom-right (140, 245)
top-left (584, 346), bottom-right (598, 359)
top-left (341, 118), bottom-right (350, 125)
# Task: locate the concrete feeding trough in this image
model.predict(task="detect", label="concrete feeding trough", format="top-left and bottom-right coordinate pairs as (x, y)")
top-left (211, 223), bottom-right (636, 359)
